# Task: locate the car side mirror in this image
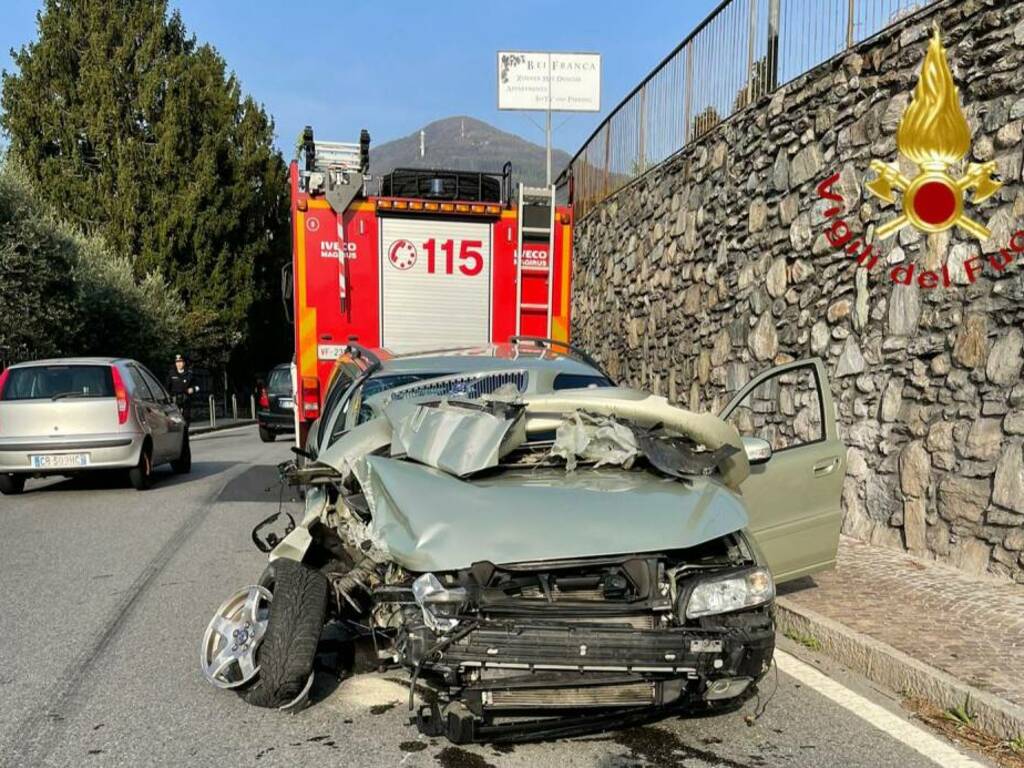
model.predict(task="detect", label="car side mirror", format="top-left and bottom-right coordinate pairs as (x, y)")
top-left (743, 436), bottom-right (773, 465)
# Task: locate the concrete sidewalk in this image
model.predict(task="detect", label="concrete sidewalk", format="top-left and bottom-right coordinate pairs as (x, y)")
top-left (776, 536), bottom-right (1024, 740)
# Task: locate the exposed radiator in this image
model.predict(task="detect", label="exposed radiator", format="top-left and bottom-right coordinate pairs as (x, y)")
top-left (483, 681), bottom-right (656, 709)
top-left (480, 614), bottom-right (656, 630)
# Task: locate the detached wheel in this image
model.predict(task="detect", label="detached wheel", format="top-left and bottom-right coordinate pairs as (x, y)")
top-left (0, 474), bottom-right (26, 495)
top-left (259, 426), bottom-right (276, 443)
top-left (128, 445), bottom-right (153, 490)
top-left (171, 433), bottom-right (192, 474)
top-left (240, 558), bottom-right (328, 709)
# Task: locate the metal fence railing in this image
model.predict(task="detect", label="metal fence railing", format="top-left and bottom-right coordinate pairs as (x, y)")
top-left (562, 0), bottom-right (939, 218)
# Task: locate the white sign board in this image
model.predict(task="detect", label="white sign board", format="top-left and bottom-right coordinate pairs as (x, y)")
top-left (497, 52), bottom-right (601, 112)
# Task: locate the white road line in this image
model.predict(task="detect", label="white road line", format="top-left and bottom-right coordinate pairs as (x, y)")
top-left (775, 651), bottom-right (987, 768)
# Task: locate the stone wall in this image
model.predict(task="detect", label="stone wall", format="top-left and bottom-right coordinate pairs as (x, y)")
top-left (571, 0), bottom-right (1024, 581)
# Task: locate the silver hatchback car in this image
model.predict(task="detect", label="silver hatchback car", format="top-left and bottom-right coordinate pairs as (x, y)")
top-left (0, 357), bottom-right (191, 494)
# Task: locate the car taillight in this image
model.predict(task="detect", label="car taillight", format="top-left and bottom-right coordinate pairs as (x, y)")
top-left (301, 376), bottom-right (320, 420)
top-left (110, 366), bottom-right (130, 425)
top-left (258, 387), bottom-right (270, 409)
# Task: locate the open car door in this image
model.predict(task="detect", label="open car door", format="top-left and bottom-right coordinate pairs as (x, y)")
top-left (719, 358), bottom-right (844, 583)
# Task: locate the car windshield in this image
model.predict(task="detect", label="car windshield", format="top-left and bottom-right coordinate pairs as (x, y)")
top-left (327, 372), bottom-right (452, 447)
top-left (361, 373), bottom-right (452, 400)
top-left (267, 367), bottom-right (291, 394)
top-left (1, 364), bottom-right (114, 401)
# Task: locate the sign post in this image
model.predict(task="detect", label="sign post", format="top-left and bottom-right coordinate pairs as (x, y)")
top-left (497, 51), bottom-right (601, 185)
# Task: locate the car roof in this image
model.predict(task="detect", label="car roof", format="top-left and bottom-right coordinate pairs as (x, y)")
top-left (371, 344), bottom-right (603, 378)
top-left (8, 357), bottom-right (128, 368)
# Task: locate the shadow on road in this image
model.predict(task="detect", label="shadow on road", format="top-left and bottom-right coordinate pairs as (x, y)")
top-left (216, 464), bottom-right (302, 504)
top-left (21, 461), bottom-right (238, 494)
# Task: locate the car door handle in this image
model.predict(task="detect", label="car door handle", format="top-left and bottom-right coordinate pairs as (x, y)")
top-left (812, 457), bottom-right (840, 477)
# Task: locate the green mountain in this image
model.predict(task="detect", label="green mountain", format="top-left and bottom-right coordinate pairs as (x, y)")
top-left (369, 116), bottom-right (571, 190)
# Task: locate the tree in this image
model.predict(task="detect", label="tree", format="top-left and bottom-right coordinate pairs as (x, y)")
top-left (0, 158), bottom-right (184, 371)
top-left (1, 0), bottom-right (291, 370)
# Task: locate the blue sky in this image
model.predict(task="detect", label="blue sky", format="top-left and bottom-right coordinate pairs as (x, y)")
top-left (1, 0), bottom-right (719, 159)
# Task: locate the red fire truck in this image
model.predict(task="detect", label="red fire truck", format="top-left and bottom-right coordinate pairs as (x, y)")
top-left (285, 127), bottom-right (574, 443)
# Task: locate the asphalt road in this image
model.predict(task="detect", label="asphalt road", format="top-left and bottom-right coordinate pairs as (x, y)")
top-left (0, 426), bottom-right (994, 768)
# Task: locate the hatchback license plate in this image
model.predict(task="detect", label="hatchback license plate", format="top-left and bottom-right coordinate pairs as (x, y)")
top-left (30, 453), bottom-right (90, 469)
top-left (279, 398), bottom-right (294, 410)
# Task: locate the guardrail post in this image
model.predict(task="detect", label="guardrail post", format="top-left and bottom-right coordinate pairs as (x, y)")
top-left (209, 394), bottom-right (215, 429)
top-left (231, 394), bottom-right (238, 420)
top-left (846, 0), bottom-right (856, 48)
top-left (684, 43), bottom-right (693, 143)
top-left (602, 125), bottom-right (611, 197)
top-left (250, 395), bottom-right (256, 420)
top-left (746, 0), bottom-right (758, 105)
top-left (638, 85), bottom-right (647, 175)
top-left (768, 0), bottom-right (780, 90)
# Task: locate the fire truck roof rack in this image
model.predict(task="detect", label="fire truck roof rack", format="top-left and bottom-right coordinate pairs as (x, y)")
top-left (378, 161), bottom-right (512, 206)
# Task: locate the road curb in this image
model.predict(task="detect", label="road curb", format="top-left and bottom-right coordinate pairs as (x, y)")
top-left (776, 597), bottom-right (1024, 741)
top-left (189, 420), bottom-right (255, 436)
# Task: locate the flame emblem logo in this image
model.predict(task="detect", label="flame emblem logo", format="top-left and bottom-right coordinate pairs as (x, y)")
top-left (866, 26), bottom-right (1000, 239)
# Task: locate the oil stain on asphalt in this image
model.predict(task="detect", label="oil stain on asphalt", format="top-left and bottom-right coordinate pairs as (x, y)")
top-left (613, 726), bottom-right (758, 768)
top-left (399, 740), bottom-right (429, 752)
top-left (435, 746), bottom-right (497, 768)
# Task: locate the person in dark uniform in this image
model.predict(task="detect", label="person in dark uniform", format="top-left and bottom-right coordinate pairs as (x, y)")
top-left (167, 354), bottom-right (198, 425)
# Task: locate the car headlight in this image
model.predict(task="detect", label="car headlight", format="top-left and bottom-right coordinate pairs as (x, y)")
top-left (412, 573), bottom-right (468, 632)
top-left (684, 568), bottom-right (774, 619)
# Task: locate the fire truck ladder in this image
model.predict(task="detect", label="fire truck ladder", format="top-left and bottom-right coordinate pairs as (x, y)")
top-left (515, 183), bottom-right (556, 336)
top-left (302, 127), bottom-right (370, 213)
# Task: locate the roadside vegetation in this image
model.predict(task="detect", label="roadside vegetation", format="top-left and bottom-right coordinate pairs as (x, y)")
top-left (903, 696), bottom-right (1024, 768)
top-left (0, 0), bottom-right (291, 376)
top-left (783, 628), bottom-right (823, 652)
top-left (0, 160), bottom-right (183, 371)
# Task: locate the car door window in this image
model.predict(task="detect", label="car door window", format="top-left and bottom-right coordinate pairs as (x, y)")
top-left (127, 365), bottom-right (155, 402)
top-left (318, 371), bottom-right (355, 448)
top-left (723, 365), bottom-right (824, 451)
top-left (327, 380), bottom-right (363, 447)
top-left (719, 359), bottom-right (843, 583)
top-left (139, 366), bottom-right (170, 403)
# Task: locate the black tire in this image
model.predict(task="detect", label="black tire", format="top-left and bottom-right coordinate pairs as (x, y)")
top-left (128, 445), bottom-right (153, 490)
top-left (241, 559), bottom-right (328, 709)
top-left (171, 433), bottom-right (191, 474)
top-left (0, 474), bottom-right (26, 495)
top-left (259, 426), bottom-right (276, 443)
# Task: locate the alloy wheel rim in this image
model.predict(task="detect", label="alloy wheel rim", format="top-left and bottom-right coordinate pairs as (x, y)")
top-left (200, 585), bottom-right (272, 689)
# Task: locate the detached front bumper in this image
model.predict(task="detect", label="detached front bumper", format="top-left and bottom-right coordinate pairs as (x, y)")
top-left (406, 608), bottom-right (775, 742)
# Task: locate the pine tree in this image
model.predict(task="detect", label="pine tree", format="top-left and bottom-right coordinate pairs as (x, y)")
top-left (1, 0), bottom-right (291, 369)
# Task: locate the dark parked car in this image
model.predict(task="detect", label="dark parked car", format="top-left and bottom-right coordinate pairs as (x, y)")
top-left (257, 364), bottom-right (295, 443)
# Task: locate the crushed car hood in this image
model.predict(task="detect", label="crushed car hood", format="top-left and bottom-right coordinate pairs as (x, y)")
top-left (354, 456), bottom-right (749, 572)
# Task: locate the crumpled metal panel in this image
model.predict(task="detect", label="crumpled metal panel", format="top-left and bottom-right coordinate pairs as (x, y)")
top-left (548, 411), bottom-right (639, 471)
top-left (385, 399), bottom-right (526, 477)
top-left (357, 456), bottom-right (749, 572)
top-left (524, 388), bottom-right (749, 489)
top-left (316, 417), bottom-right (394, 476)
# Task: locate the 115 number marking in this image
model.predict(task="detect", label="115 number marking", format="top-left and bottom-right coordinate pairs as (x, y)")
top-left (422, 239), bottom-right (483, 276)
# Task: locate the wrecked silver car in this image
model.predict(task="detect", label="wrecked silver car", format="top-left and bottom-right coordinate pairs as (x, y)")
top-left (201, 341), bottom-right (844, 742)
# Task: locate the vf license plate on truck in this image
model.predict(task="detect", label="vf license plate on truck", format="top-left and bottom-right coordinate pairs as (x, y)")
top-left (30, 453), bottom-right (90, 469)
